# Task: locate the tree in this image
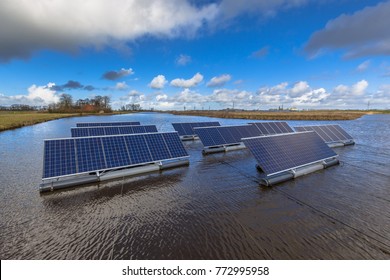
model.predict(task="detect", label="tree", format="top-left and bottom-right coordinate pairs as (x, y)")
top-left (59, 93), bottom-right (73, 110)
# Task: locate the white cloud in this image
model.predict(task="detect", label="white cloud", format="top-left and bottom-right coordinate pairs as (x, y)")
top-left (356, 60), bottom-right (370, 72)
top-left (207, 74), bottom-right (232, 87)
top-left (149, 75), bottom-right (167, 89)
top-left (333, 80), bottom-right (368, 97)
top-left (305, 1), bottom-right (390, 58)
top-left (156, 94), bottom-right (168, 101)
top-left (176, 54), bottom-right (192, 66)
top-left (209, 88), bottom-right (251, 103)
top-left (115, 82), bottom-right (128, 90)
top-left (173, 88), bottom-right (208, 104)
top-left (0, 0), bottom-right (219, 62)
top-left (170, 73), bottom-right (204, 88)
top-left (0, 83), bottom-right (59, 106)
top-left (290, 81), bottom-right (310, 97)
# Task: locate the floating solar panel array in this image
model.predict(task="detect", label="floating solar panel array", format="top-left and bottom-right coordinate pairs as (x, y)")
top-left (294, 124), bottom-right (354, 146)
top-left (71, 125), bottom-right (158, 137)
top-left (76, 121), bottom-right (140, 127)
top-left (172, 122), bottom-right (220, 139)
top-left (251, 121), bottom-right (294, 135)
top-left (43, 132), bottom-right (188, 180)
top-left (242, 131), bottom-right (339, 186)
top-left (194, 124), bottom-right (262, 153)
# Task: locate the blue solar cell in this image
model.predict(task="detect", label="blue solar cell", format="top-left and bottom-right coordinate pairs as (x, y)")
top-left (89, 127), bottom-right (105, 136)
top-left (145, 125), bottom-right (158, 133)
top-left (71, 125), bottom-right (158, 137)
top-left (101, 137), bottom-right (131, 168)
top-left (162, 133), bottom-right (188, 158)
top-left (43, 139), bottom-right (77, 178)
top-left (182, 123), bottom-right (195, 136)
top-left (172, 123), bottom-right (186, 136)
top-left (332, 125), bottom-right (353, 140)
top-left (195, 128), bottom-right (216, 147)
top-left (251, 122), bottom-right (293, 135)
top-left (75, 137), bottom-right (106, 173)
top-left (71, 128), bottom-right (89, 138)
top-left (76, 121), bottom-right (140, 127)
top-left (242, 132), bottom-right (337, 176)
top-left (218, 126), bottom-right (238, 144)
top-left (132, 126), bottom-right (146, 134)
top-left (104, 126), bottom-right (120, 135)
top-left (43, 132), bottom-right (189, 179)
top-left (144, 133), bottom-right (171, 160)
top-left (172, 122), bottom-right (220, 136)
top-left (119, 126), bottom-right (134, 135)
top-left (293, 125), bottom-right (353, 143)
top-left (124, 135), bottom-right (153, 165)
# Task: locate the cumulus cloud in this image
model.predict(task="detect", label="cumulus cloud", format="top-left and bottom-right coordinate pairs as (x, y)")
top-left (176, 54), bottom-right (192, 66)
top-left (0, 83), bottom-right (59, 106)
top-left (0, 0), bottom-right (219, 62)
top-left (149, 75), bottom-right (168, 89)
top-left (333, 80), bottom-right (368, 97)
top-left (115, 82), bottom-right (128, 90)
top-left (207, 74), bottom-right (232, 87)
top-left (170, 73), bottom-right (204, 88)
top-left (156, 94), bottom-right (168, 101)
top-left (102, 68), bottom-right (134, 80)
top-left (305, 1), bottom-right (390, 58)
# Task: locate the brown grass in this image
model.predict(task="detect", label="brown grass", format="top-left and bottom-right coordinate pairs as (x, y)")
top-left (0, 111), bottom-right (79, 132)
top-left (165, 110), bottom-right (372, 120)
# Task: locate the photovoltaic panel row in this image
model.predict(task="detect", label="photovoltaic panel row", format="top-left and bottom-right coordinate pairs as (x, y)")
top-left (172, 122), bottom-right (221, 136)
top-left (194, 125), bottom-right (261, 147)
top-left (76, 121), bottom-right (140, 127)
top-left (294, 124), bottom-right (353, 143)
top-left (71, 125), bottom-right (158, 137)
top-left (242, 132), bottom-right (337, 176)
top-left (43, 132), bottom-right (188, 179)
top-left (250, 121), bottom-right (294, 135)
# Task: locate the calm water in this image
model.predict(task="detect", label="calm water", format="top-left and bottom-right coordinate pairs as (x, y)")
top-left (0, 113), bottom-right (389, 259)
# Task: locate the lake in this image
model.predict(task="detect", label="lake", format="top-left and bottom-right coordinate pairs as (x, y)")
top-left (0, 112), bottom-right (389, 259)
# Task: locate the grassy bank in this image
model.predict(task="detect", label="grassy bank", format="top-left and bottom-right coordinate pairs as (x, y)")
top-left (165, 110), bottom-right (380, 121)
top-left (0, 111), bottom-right (79, 132)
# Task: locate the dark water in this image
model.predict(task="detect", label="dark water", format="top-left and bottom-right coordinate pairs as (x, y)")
top-left (0, 113), bottom-right (389, 259)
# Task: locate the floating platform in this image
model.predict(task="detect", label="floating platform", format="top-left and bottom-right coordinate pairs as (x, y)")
top-left (260, 157), bottom-right (339, 186)
top-left (180, 135), bottom-right (199, 141)
top-left (202, 143), bottom-right (246, 154)
top-left (39, 159), bottom-right (189, 192)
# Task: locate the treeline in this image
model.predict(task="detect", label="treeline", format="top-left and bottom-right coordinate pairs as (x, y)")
top-left (120, 103), bottom-right (143, 111)
top-left (48, 94), bottom-right (112, 113)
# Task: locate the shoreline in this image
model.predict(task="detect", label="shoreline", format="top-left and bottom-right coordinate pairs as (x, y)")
top-left (0, 111), bottom-right (137, 132)
top-left (1, 110), bottom-right (387, 133)
top-left (163, 110), bottom-right (386, 121)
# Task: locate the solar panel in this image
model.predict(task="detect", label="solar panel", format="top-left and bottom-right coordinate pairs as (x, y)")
top-left (242, 131), bottom-right (338, 176)
top-left (194, 124), bottom-right (262, 148)
top-left (76, 121), bottom-right (140, 127)
top-left (172, 122), bottom-right (220, 136)
top-left (250, 121), bottom-right (294, 135)
top-left (293, 124), bottom-right (353, 144)
top-left (42, 132), bottom-right (188, 179)
top-left (71, 125), bottom-right (158, 137)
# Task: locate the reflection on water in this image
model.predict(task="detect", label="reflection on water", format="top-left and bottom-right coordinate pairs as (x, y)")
top-left (0, 113), bottom-right (389, 259)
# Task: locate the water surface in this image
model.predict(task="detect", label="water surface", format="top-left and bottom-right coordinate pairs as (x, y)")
top-left (0, 113), bottom-right (389, 259)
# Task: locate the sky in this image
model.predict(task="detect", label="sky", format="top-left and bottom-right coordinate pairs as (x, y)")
top-left (0, 0), bottom-right (389, 110)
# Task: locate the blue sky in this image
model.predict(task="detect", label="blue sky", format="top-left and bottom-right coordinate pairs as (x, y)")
top-left (0, 0), bottom-right (389, 110)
